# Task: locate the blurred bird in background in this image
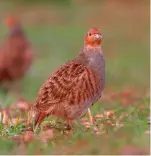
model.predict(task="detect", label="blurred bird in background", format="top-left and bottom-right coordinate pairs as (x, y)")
top-left (0, 16), bottom-right (33, 94)
top-left (29, 27), bottom-right (105, 130)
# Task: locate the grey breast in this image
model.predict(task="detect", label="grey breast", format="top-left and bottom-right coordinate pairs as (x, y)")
top-left (86, 50), bottom-right (105, 91)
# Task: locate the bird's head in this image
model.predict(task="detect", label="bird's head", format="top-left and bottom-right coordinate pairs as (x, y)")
top-left (4, 16), bottom-right (21, 31)
top-left (85, 27), bottom-right (102, 48)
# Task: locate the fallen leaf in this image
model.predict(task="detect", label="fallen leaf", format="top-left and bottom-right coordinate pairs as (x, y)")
top-left (145, 130), bottom-right (150, 135)
top-left (14, 98), bottom-right (31, 112)
top-left (40, 129), bottom-right (54, 143)
top-left (23, 130), bottom-right (35, 142)
top-left (119, 89), bottom-right (132, 99)
top-left (104, 110), bottom-right (115, 119)
top-left (120, 145), bottom-right (149, 155)
top-left (95, 113), bottom-right (104, 119)
top-left (81, 121), bottom-right (92, 129)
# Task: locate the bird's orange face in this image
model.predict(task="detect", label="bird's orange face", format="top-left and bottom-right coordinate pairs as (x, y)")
top-left (85, 27), bottom-right (102, 48)
top-left (5, 16), bottom-right (20, 30)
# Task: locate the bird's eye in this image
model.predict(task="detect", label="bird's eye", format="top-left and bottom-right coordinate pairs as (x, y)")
top-left (88, 33), bottom-right (92, 36)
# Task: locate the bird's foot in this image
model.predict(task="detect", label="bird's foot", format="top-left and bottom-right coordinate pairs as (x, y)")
top-left (66, 120), bottom-right (72, 131)
top-left (66, 124), bottom-right (72, 131)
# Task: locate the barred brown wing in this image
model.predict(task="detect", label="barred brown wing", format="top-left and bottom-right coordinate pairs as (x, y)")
top-left (34, 60), bottom-right (102, 113)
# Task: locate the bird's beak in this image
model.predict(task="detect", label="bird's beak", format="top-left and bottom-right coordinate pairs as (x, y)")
top-left (94, 34), bottom-right (102, 40)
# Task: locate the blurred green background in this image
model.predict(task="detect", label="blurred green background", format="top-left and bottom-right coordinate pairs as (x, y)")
top-left (0, 0), bottom-right (150, 155)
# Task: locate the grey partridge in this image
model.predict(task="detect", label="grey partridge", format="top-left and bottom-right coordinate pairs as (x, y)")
top-left (30, 27), bottom-right (105, 129)
top-left (0, 16), bottom-right (33, 91)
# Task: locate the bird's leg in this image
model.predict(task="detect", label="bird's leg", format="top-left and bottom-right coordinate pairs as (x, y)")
top-left (74, 120), bottom-right (79, 126)
top-left (88, 108), bottom-right (93, 124)
top-left (66, 120), bottom-right (72, 130)
top-left (87, 108), bottom-right (99, 131)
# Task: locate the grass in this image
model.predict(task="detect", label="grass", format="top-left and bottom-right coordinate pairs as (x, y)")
top-left (0, 0), bottom-right (150, 155)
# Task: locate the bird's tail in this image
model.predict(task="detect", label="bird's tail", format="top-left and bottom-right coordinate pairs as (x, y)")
top-left (27, 106), bottom-right (46, 130)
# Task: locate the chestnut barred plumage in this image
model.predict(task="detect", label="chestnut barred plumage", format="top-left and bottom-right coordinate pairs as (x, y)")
top-left (29, 27), bottom-right (105, 129)
top-left (0, 17), bottom-right (33, 86)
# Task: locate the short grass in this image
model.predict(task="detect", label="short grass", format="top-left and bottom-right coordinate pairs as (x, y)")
top-left (0, 0), bottom-right (150, 154)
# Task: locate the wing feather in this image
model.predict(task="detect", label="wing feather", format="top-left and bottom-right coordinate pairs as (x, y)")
top-left (35, 60), bottom-right (102, 113)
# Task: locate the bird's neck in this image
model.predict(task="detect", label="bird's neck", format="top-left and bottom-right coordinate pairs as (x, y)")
top-left (84, 44), bottom-right (102, 53)
top-left (9, 26), bottom-right (24, 37)
top-left (78, 44), bottom-right (104, 71)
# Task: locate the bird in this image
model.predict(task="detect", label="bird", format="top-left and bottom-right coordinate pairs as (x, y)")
top-left (29, 27), bottom-right (105, 130)
top-left (0, 16), bottom-right (33, 92)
